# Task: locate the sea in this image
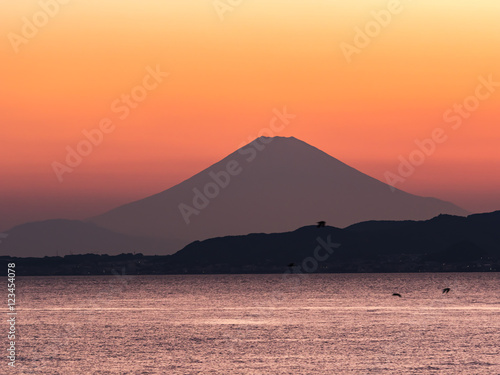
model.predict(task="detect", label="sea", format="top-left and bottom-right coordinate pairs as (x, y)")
top-left (10, 273), bottom-right (500, 374)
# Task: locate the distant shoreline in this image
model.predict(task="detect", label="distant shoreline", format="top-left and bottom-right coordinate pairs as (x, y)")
top-left (3, 253), bottom-right (498, 276)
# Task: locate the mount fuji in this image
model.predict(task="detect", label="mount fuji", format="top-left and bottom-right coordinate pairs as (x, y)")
top-left (85, 136), bottom-right (467, 253)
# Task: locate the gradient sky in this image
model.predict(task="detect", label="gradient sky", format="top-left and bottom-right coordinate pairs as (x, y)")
top-left (1, 0), bottom-right (499, 231)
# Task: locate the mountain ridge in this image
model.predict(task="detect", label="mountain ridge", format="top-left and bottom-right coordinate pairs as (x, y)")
top-left (3, 211), bottom-right (498, 274)
top-left (165, 210), bottom-right (500, 272)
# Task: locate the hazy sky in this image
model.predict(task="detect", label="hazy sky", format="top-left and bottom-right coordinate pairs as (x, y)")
top-left (1, 0), bottom-right (499, 231)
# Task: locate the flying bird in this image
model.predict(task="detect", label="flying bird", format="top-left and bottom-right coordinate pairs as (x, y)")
top-left (287, 263), bottom-right (296, 268)
top-left (317, 221), bottom-right (326, 228)
top-left (392, 293), bottom-right (402, 297)
top-left (442, 288), bottom-right (450, 294)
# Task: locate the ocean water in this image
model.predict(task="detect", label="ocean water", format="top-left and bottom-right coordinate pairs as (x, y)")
top-left (10, 273), bottom-right (500, 374)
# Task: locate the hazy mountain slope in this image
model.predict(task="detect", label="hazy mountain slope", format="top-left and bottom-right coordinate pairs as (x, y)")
top-left (0, 219), bottom-right (177, 257)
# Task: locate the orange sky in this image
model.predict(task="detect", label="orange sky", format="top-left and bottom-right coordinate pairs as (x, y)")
top-left (1, 0), bottom-right (499, 230)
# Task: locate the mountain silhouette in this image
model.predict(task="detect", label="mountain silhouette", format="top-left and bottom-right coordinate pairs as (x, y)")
top-left (86, 136), bottom-right (467, 253)
top-left (3, 212), bottom-right (499, 273)
top-left (0, 220), bottom-right (175, 257)
top-left (166, 211), bottom-right (500, 271)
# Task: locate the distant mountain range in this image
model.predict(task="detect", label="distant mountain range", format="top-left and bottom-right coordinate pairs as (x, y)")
top-left (4, 211), bottom-right (499, 275)
top-left (0, 220), bottom-right (176, 257)
top-left (2, 136), bottom-right (470, 257)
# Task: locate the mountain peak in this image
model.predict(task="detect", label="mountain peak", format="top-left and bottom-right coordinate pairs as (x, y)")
top-left (251, 135), bottom-right (303, 146)
top-left (255, 135), bottom-right (298, 141)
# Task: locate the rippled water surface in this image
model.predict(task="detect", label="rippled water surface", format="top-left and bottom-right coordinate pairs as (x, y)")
top-left (11, 273), bottom-right (500, 374)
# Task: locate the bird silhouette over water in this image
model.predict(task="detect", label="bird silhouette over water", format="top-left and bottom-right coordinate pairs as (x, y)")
top-left (442, 288), bottom-right (451, 294)
top-left (317, 221), bottom-right (326, 228)
top-left (392, 293), bottom-right (402, 297)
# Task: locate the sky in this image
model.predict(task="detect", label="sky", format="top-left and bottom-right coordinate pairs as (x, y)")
top-left (1, 0), bottom-right (499, 231)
